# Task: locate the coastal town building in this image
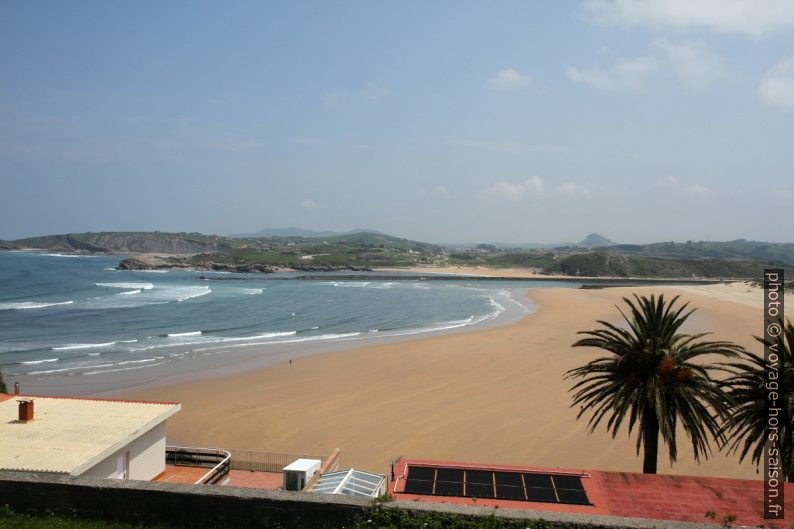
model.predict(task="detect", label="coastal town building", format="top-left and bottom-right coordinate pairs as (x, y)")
top-left (0, 393), bottom-right (180, 481)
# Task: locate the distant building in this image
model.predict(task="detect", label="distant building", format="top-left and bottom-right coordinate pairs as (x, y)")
top-left (0, 394), bottom-right (180, 481)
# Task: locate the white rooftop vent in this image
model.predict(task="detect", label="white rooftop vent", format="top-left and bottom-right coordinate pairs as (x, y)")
top-left (310, 468), bottom-right (386, 498)
top-left (282, 458), bottom-right (321, 491)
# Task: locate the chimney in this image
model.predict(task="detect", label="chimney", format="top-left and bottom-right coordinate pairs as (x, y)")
top-left (14, 382), bottom-right (19, 395)
top-left (18, 399), bottom-right (34, 422)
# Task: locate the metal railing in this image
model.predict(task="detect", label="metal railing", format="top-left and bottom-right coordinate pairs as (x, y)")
top-left (166, 446), bottom-right (231, 485)
top-left (228, 449), bottom-right (331, 473)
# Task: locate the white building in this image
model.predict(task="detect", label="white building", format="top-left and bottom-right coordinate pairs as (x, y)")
top-left (0, 394), bottom-right (180, 481)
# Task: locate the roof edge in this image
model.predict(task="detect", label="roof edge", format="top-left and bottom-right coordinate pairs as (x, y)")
top-left (70, 403), bottom-right (181, 476)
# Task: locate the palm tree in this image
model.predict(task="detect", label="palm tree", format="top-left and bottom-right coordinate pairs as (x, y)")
top-left (565, 294), bottom-right (743, 474)
top-left (718, 318), bottom-right (793, 482)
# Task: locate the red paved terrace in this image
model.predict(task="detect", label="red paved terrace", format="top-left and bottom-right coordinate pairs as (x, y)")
top-left (390, 458), bottom-right (794, 528)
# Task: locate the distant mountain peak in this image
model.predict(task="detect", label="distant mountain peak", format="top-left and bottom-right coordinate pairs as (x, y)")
top-left (577, 233), bottom-right (616, 248)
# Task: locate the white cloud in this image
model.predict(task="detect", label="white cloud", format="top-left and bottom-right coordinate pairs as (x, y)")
top-left (555, 182), bottom-right (590, 196)
top-left (568, 40), bottom-right (727, 91)
top-left (758, 55), bottom-right (794, 111)
top-left (683, 183), bottom-right (712, 196)
top-left (484, 176), bottom-right (544, 198)
top-left (651, 38), bottom-right (727, 88)
top-left (300, 198), bottom-right (317, 209)
top-left (584, 0), bottom-right (794, 37)
top-left (662, 176), bottom-right (713, 196)
top-left (487, 69), bottom-right (532, 91)
top-left (567, 57), bottom-right (658, 91)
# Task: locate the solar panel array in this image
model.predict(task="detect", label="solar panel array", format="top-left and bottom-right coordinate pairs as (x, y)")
top-left (402, 465), bottom-right (590, 505)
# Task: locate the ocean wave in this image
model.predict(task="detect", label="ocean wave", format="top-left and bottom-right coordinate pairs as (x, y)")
top-left (83, 362), bottom-right (165, 376)
top-left (240, 288), bottom-right (263, 295)
top-left (176, 286), bottom-right (211, 301)
top-left (118, 289), bottom-right (141, 296)
top-left (96, 282), bottom-right (154, 290)
top-left (217, 331), bottom-right (296, 342)
top-left (20, 357), bottom-right (58, 365)
top-left (0, 300), bottom-right (74, 310)
top-left (28, 366), bottom-right (75, 375)
top-left (40, 253), bottom-right (103, 258)
top-left (128, 269), bottom-right (169, 273)
top-left (191, 331), bottom-right (363, 352)
top-left (166, 331), bottom-right (202, 338)
top-left (52, 342), bottom-right (116, 351)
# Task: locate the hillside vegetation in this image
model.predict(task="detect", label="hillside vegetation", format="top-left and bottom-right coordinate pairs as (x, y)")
top-left (1, 231), bottom-right (790, 279)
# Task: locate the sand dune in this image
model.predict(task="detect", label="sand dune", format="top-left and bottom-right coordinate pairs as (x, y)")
top-left (130, 284), bottom-right (787, 479)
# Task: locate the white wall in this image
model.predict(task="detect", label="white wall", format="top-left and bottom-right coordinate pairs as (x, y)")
top-left (79, 422), bottom-right (166, 481)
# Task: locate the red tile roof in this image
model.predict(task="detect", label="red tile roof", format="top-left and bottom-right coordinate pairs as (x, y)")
top-left (390, 458), bottom-right (794, 528)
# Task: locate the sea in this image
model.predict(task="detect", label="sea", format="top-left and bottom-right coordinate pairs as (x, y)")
top-left (0, 251), bottom-right (578, 394)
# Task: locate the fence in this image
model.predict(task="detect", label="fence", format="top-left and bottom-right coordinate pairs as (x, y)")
top-left (228, 449), bottom-right (333, 473)
top-left (165, 446), bottom-right (231, 485)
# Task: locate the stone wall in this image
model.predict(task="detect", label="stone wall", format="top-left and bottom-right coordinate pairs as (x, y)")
top-left (0, 471), bottom-right (719, 529)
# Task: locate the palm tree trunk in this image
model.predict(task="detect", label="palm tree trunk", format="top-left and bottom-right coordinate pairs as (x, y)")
top-left (643, 411), bottom-right (659, 474)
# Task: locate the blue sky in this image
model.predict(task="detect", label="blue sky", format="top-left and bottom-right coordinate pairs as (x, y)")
top-left (1, 1), bottom-right (793, 243)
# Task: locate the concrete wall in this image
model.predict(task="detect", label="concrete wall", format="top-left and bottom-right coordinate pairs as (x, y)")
top-left (80, 422), bottom-right (165, 481)
top-left (0, 471), bottom-right (721, 529)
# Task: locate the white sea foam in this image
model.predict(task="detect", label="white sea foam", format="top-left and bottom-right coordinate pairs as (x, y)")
top-left (129, 269), bottom-right (169, 273)
top-left (176, 286), bottom-right (211, 301)
top-left (83, 362), bottom-right (165, 376)
top-left (191, 331), bottom-right (363, 352)
top-left (240, 288), bottom-right (263, 295)
top-left (96, 282), bottom-right (154, 290)
top-left (118, 289), bottom-right (141, 296)
top-left (0, 300), bottom-right (74, 310)
top-left (167, 331), bottom-right (202, 338)
top-left (52, 342), bottom-right (115, 351)
top-left (28, 366), bottom-right (75, 375)
top-left (216, 331), bottom-right (296, 342)
top-left (20, 358), bottom-right (58, 365)
top-left (41, 253), bottom-right (101, 258)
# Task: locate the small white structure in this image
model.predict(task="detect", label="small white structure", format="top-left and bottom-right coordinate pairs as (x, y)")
top-left (0, 394), bottom-right (180, 481)
top-left (282, 458), bottom-right (322, 491)
top-left (310, 468), bottom-right (386, 498)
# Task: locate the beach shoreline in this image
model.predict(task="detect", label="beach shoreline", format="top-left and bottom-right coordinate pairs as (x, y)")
top-left (15, 285), bottom-right (540, 397)
top-left (121, 283), bottom-right (791, 479)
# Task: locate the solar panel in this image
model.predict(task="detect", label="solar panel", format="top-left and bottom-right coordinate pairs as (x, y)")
top-left (404, 477), bottom-right (434, 495)
top-left (435, 479), bottom-right (464, 496)
top-left (408, 466), bottom-right (436, 481)
top-left (494, 472), bottom-right (526, 500)
top-left (402, 465), bottom-right (590, 506)
top-left (526, 486), bottom-right (558, 503)
top-left (523, 473), bottom-right (553, 488)
top-left (556, 487), bottom-right (590, 505)
top-left (465, 481), bottom-right (495, 499)
top-left (466, 470), bottom-right (493, 484)
top-left (553, 475), bottom-right (585, 491)
top-left (436, 468), bottom-right (464, 483)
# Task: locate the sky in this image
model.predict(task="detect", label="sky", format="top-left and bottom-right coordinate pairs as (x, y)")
top-left (1, 1), bottom-right (793, 244)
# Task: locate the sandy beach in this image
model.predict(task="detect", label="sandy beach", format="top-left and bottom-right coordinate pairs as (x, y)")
top-left (129, 282), bottom-right (792, 480)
